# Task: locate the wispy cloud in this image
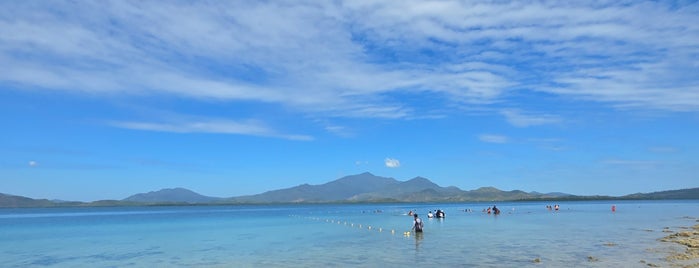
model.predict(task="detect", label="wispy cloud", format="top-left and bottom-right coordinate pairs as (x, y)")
top-left (110, 118), bottom-right (312, 141)
top-left (648, 146), bottom-right (679, 153)
top-left (324, 125), bottom-right (354, 138)
top-left (385, 158), bottom-right (400, 168)
top-left (355, 160), bottom-right (369, 166)
top-left (1, 0), bottom-right (697, 121)
top-left (478, 134), bottom-right (509, 144)
top-left (527, 138), bottom-right (566, 151)
top-left (501, 109), bottom-right (561, 127)
top-left (602, 159), bottom-right (661, 169)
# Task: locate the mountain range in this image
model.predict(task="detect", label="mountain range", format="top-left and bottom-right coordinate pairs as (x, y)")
top-left (228, 173), bottom-right (568, 203)
top-left (1, 172), bottom-right (698, 207)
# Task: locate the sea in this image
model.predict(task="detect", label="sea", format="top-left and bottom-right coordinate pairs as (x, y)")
top-left (1, 200), bottom-right (697, 267)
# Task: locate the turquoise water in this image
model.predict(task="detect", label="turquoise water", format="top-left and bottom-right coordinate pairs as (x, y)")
top-left (1, 201), bottom-right (697, 267)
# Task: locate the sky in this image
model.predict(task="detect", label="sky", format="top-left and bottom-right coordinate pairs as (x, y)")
top-left (1, 1), bottom-right (698, 201)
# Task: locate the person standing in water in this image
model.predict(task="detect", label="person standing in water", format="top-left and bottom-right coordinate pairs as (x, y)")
top-left (412, 214), bottom-right (424, 233)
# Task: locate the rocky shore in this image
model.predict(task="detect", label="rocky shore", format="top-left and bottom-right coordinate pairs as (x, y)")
top-left (661, 223), bottom-right (699, 267)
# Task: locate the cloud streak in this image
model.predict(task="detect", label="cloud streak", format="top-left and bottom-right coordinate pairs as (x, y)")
top-left (602, 159), bottom-right (662, 169)
top-left (1, 0), bottom-right (697, 122)
top-left (501, 109), bottom-right (561, 127)
top-left (479, 134), bottom-right (509, 144)
top-left (110, 118), bottom-right (313, 141)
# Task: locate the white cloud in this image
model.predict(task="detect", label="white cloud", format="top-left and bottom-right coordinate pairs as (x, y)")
top-left (28, 161), bottom-right (37, 167)
top-left (479, 134), bottom-right (509, 144)
top-left (501, 109), bottom-right (561, 127)
top-left (384, 158), bottom-right (400, 168)
top-left (1, 0), bottom-right (697, 120)
top-left (346, 1), bottom-right (699, 111)
top-left (110, 117), bottom-right (312, 141)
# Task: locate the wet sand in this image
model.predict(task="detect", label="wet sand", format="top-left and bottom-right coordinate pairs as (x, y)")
top-left (661, 223), bottom-right (699, 267)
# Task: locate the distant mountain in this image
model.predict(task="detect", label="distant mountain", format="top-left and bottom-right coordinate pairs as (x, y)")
top-left (0, 193), bottom-right (139, 208)
top-left (452, 187), bottom-right (578, 201)
top-left (229, 172), bottom-right (399, 203)
top-left (2, 174), bottom-right (697, 208)
top-left (621, 188), bottom-right (699, 199)
top-left (123, 188), bottom-right (221, 203)
top-left (0, 193), bottom-right (56, 208)
top-left (349, 176), bottom-right (461, 202)
top-left (227, 173), bottom-right (571, 203)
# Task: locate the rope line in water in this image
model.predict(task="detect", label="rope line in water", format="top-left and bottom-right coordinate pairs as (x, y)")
top-left (292, 215), bottom-right (411, 236)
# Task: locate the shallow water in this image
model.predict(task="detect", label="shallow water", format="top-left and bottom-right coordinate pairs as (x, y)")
top-left (1, 200), bottom-right (697, 267)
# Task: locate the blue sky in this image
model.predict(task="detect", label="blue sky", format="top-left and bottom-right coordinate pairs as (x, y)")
top-left (1, 1), bottom-right (698, 201)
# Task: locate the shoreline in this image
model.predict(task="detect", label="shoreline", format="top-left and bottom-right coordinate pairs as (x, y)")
top-left (660, 221), bottom-right (699, 267)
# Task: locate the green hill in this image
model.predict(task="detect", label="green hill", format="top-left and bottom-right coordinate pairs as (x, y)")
top-left (621, 188), bottom-right (699, 199)
top-left (0, 193), bottom-right (56, 207)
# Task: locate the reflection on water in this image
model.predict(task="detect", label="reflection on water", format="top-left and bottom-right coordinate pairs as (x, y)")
top-left (414, 231), bottom-right (423, 252)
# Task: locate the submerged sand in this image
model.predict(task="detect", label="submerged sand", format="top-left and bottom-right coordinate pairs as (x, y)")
top-left (661, 223), bottom-right (699, 267)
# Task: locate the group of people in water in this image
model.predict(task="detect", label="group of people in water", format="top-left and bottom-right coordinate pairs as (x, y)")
top-left (409, 204), bottom-right (567, 233)
top-left (409, 209), bottom-right (446, 233)
top-left (485, 205), bottom-right (501, 215)
top-left (411, 205), bottom-right (510, 233)
top-left (428, 209), bottom-right (446, 218)
top-left (546, 204), bottom-right (560, 211)
top-left (408, 209), bottom-right (446, 219)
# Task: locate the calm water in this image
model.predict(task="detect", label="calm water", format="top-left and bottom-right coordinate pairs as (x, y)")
top-left (1, 200), bottom-right (697, 267)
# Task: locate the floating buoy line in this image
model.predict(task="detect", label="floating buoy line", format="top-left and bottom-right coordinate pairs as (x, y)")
top-left (291, 215), bottom-right (413, 237)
